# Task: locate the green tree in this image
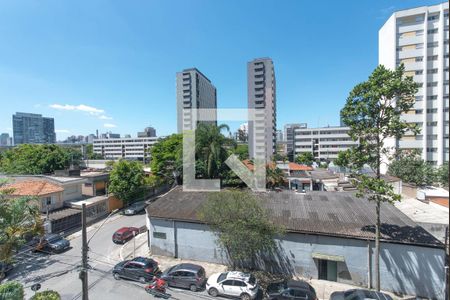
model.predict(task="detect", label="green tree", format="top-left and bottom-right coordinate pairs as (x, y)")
top-left (233, 144), bottom-right (249, 161)
top-left (85, 144), bottom-right (103, 159)
top-left (195, 124), bottom-right (236, 179)
top-left (266, 167), bottom-right (285, 189)
top-left (150, 134), bottom-right (183, 183)
top-left (199, 190), bottom-right (283, 269)
top-left (0, 181), bottom-right (44, 263)
top-left (0, 281), bottom-right (24, 300)
top-left (295, 152), bottom-right (314, 166)
top-left (436, 163), bottom-right (449, 187)
top-left (108, 160), bottom-right (145, 205)
top-left (0, 144), bottom-right (81, 174)
top-left (388, 151), bottom-right (435, 186)
top-left (340, 64), bottom-right (418, 291)
top-left (30, 290), bottom-right (61, 300)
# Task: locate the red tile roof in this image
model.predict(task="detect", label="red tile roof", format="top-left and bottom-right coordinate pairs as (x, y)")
top-left (288, 162), bottom-right (313, 171)
top-left (1, 180), bottom-right (64, 196)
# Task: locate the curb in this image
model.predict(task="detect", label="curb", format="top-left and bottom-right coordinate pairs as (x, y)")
top-left (119, 233), bottom-right (148, 261)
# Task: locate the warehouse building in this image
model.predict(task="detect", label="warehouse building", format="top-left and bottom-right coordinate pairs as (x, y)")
top-left (146, 187), bottom-right (445, 299)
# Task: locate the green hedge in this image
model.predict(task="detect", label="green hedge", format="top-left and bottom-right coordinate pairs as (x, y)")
top-left (0, 281), bottom-right (24, 300)
top-left (30, 290), bottom-right (61, 300)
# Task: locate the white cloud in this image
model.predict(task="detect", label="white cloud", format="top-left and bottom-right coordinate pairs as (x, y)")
top-left (49, 103), bottom-right (105, 115)
top-left (103, 123), bottom-right (117, 128)
top-left (55, 129), bottom-right (70, 133)
top-left (99, 115), bottom-right (113, 120)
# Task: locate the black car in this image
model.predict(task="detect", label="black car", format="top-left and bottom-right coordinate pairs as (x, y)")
top-left (113, 256), bottom-right (159, 283)
top-left (330, 289), bottom-right (393, 300)
top-left (161, 263), bottom-right (206, 292)
top-left (33, 234), bottom-right (70, 253)
top-left (266, 280), bottom-right (317, 300)
top-left (0, 262), bottom-right (13, 281)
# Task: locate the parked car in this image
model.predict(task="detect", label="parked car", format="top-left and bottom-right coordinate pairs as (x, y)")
top-left (0, 262), bottom-right (13, 281)
top-left (330, 289), bottom-right (393, 300)
top-left (124, 201), bottom-right (147, 215)
top-left (206, 271), bottom-right (259, 300)
top-left (160, 263), bottom-right (206, 292)
top-left (32, 233), bottom-right (71, 253)
top-left (112, 256), bottom-right (159, 283)
top-left (112, 227), bottom-right (140, 244)
top-left (266, 279), bottom-right (317, 300)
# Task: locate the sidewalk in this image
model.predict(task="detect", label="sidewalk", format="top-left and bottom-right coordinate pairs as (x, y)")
top-left (120, 234), bottom-right (411, 300)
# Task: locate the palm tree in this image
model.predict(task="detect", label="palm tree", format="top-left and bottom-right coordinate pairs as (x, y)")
top-left (266, 167), bottom-right (285, 189)
top-left (195, 124), bottom-right (236, 179)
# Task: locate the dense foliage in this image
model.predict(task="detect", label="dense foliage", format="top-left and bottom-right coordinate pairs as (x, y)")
top-left (108, 160), bottom-right (145, 205)
top-left (0, 281), bottom-right (24, 300)
top-left (294, 152), bottom-right (314, 166)
top-left (30, 290), bottom-right (61, 300)
top-left (0, 144), bottom-right (81, 174)
top-left (340, 64), bottom-right (418, 291)
top-left (388, 151), bottom-right (435, 186)
top-left (266, 167), bottom-right (285, 189)
top-left (436, 163), bottom-right (449, 187)
top-left (150, 134), bottom-right (183, 182)
top-left (85, 144), bottom-right (103, 159)
top-left (199, 190), bottom-right (283, 269)
top-left (0, 181), bottom-right (44, 263)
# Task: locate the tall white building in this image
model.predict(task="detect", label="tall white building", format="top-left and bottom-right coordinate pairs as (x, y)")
top-left (379, 2), bottom-right (449, 166)
top-left (247, 58), bottom-right (277, 161)
top-left (294, 126), bottom-right (358, 161)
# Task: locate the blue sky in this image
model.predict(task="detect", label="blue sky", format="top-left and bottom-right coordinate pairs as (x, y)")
top-left (0, 0), bottom-right (442, 140)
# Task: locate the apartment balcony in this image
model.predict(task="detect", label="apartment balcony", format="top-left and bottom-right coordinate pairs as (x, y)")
top-left (398, 35), bottom-right (423, 47)
top-left (398, 48), bottom-right (423, 59)
top-left (255, 81), bottom-right (265, 88)
top-left (401, 113), bottom-right (424, 123)
top-left (404, 62), bottom-right (423, 71)
top-left (254, 89), bottom-right (264, 97)
top-left (399, 139), bottom-right (423, 149)
top-left (254, 68), bottom-right (265, 76)
top-left (397, 23), bottom-right (424, 34)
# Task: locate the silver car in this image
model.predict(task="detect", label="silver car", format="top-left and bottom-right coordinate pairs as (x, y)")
top-left (124, 201), bottom-right (147, 215)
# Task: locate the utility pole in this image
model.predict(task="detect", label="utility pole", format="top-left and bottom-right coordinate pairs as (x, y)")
top-left (79, 203), bottom-right (89, 300)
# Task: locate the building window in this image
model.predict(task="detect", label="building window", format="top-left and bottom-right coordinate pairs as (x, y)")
top-left (426, 108), bottom-right (438, 113)
top-left (415, 70), bottom-right (423, 75)
top-left (415, 109), bottom-right (423, 114)
top-left (427, 82), bottom-right (438, 87)
top-left (427, 121), bottom-right (437, 126)
top-left (428, 15), bottom-right (439, 21)
top-left (416, 57), bottom-right (424, 62)
top-left (415, 96), bottom-right (423, 101)
top-left (427, 28), bottom-right (438, 34)
top-left (427, 95), bottom-right (438, 100)
top-left (428, 68), bottom-right (438, 74)
top-left (427, 55), bottom-right (438, 61)
top-left (427, 41), bottom-right (438, 48)
top-left (153, 232), bottom-right (167, 239)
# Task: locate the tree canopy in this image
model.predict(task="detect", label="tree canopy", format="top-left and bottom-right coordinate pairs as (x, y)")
top-left (150, 134), bottom-right (183, 182)
top-left (0, 144), bottom-right (81, 175)
top-left (0, 180), bottom-right (44, 263)
top-left (388, 150), bottom-right (435, 186)
top-left (199, 190), bottom-right (283, 269)
top-left (30, 290), bottom-right (61, 300)
top-left (340, 63), bottom-right (418, 291)
top-left (108, 160), bottom-right (145, 205)
top-left (294, 152), bottom-right (314, 166)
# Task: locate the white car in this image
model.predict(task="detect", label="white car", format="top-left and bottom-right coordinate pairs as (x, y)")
top-left (206, 271), bottom-right (259, 300)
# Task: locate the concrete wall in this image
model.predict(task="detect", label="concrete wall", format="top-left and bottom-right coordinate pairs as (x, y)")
top-left (62, 183), bottom-right (83, 202)
top-left (148, 217), bottom-right (445, 299)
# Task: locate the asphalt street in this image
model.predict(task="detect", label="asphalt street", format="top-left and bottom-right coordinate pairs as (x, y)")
top-left (7, 213), bottom-right (219, 300)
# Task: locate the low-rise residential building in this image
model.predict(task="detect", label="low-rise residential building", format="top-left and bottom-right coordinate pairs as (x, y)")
top-left (1, 180), bottom-right (64, 213)
top-left (145, 187), bottom-right (445, 299)
top-left (80, 171), bottom-right (109, 197)
top-left (294, 125), bottom-right (358, 161)
top-left (93, 136), bottom-right (158, 161)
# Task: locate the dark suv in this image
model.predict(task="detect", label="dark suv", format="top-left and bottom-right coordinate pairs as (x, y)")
top-left (266, 280), bottom-right (317, 300)
top-left (113, 256), bottom-right (159, 283)
top-left (112, 227), bottom-right (139, 244)
top-left (33, 234), bottom-right (71, 253)
top-left (161, 263), bottom-right (206, 292)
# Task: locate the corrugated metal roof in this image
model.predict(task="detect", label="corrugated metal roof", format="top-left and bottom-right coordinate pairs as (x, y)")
top-left (146, 187), bottom-right (442, 247)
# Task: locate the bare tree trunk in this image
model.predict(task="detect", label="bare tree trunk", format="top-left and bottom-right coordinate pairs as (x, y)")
top-left (375, 200), bottom-right (381, 291)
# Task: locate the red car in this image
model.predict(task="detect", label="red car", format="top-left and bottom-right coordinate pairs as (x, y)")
top-left (112, 227), bottom-right (139, 244)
